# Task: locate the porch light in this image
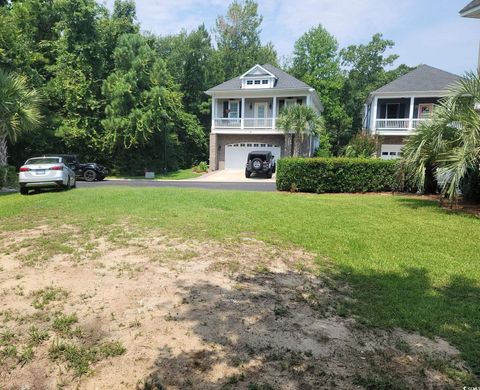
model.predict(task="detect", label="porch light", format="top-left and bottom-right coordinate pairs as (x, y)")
top-left (249, 103), bottom-right (253, 110)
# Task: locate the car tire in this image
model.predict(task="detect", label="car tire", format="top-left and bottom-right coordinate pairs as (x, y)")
top-left (84, 169), bottom-right (97, 182)
top-left (266, 170), bottom-right (273, 179)
top-left (71, 177), bottom-right (76, 188)
top-left (272, 164), bottom-right (276, 174)
top-left (64, 177), bottom-right (71, 191)
top-left (97, 175), bottom-right (105, 181)
top-left (245, 169), bottom-right (251, 178)
top-left (251, 157), bottom-right (263, 172)
top-left (20, 187), bottom-right (29, 195)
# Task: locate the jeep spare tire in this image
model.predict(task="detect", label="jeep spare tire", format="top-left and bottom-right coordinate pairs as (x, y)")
top-left (251, 158), bottom-right (263, 171)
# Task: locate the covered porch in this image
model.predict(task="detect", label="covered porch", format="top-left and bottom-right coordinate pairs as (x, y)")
top-left (369, 97), bottom-right (439, 133)
top-left (211, 96), bottom-right (307, 131)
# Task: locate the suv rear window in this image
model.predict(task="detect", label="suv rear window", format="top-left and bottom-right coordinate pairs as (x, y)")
top-left (25, 157), bottom-right (61, 165)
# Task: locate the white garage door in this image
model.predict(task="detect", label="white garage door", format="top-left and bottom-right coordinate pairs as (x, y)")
top-left (225, 142), bottom-right (281, 170)
top-left (380, 144), bottom-right (403, 160)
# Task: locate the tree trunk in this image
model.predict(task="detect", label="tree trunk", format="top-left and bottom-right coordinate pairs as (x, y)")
top-left (0, 134), bottom-right (8, 189)
top-left (293, 134), bottom-right (303, 157)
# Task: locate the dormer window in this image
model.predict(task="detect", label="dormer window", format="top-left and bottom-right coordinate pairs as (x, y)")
top-left (240, 64), bottom-right (277, 89)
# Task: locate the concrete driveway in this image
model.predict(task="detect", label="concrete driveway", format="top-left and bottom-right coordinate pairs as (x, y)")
top-left (192, 170), bottom-right (275, 183)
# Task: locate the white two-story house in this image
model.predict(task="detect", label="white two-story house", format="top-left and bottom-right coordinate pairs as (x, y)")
top-left (205, 64), bottom-right (322, 170)
top-left (363, 65), bottom-right (461, 159)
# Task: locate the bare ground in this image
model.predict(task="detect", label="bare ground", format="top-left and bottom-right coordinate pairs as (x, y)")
top-left (0, 225), bottom-right (471, 389)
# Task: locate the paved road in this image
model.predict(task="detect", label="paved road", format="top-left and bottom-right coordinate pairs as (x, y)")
top-left (76, 179), bottom-right (277, 192)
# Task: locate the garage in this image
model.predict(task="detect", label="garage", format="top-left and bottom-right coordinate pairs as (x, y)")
top-left (380, 144), bottom-right (404, 160)
top-left (225, 142), bottom-right (281, 170)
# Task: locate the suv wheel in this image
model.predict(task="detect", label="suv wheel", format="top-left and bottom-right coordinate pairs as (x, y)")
top-left (84, 169), bottom-right (97, 182)
top-left (251, 158), bottom-right (263, 171)
top-left (266, 169), bottom-right (273, 179)
top-left (245, 169), bottom-right (251, 178)
top-left (20, 187), bottom-right (29, 195)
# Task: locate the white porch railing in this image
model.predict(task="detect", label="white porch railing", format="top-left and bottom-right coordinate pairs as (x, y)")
top-left (375, 118), bottom-right (430, 130)
top-left (376, 119), bottom-right (410, 129)
top-left (214, 117), bottom-right (275, 129)
top-left (214, 118), bottom-right (241, 128)
top-left (244, 118), bottom-right (273, 128)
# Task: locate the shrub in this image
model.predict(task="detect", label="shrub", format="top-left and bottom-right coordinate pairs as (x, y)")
top-left (343, 134), bottom-right (376, 158)
top-left (0, 165), bottom-right (17, 189)
top-left (192, 161), bottom-right (209, 173)
top-left (276, 157), bottom-right (398, 193)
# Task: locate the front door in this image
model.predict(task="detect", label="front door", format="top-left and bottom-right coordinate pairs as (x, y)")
top-left (254, 102), bottom-right (268, 127)
top-left (418, 103), bottom-right (434, 119)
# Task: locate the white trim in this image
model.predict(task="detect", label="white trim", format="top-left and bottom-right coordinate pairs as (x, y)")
top-left (240, 64), bottom-right (276, 79)
top-left (241, 97), bottom-right (245, 129)
top-left (211, 97), bottom-right (215, 130)
top-left (212, 129), bottom-right (284, 135)
top-left (272, 96), bottom-right (277, 129)
top-left (408, 97), bottom-right (415, 129)
top-left (370, 96), bottom-right (378, 135)
top-left (460, 4), bottom-right (480, 17)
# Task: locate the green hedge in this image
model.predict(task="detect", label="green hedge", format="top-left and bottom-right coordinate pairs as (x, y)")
top-left (276, 157), bottom-right (399, 193)
top-left (0, 165), bottom-right (18, 189)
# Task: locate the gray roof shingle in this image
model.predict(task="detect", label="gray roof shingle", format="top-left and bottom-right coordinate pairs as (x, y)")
top-left (460, 0), bottom-right (480, 14)
top-left (206, 63), bottom-right (311, 92)
top-left (373, 65), bottom-right (461, 94)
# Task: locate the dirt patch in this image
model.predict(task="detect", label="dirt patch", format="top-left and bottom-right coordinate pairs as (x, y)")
top-left (0, 226), bottom-right (472, 389)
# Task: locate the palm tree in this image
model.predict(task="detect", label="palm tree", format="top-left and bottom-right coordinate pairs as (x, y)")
top-left (0, 69), bottom-right (42, 173)
top-left (277, 104), bottom-right (324, 157)
top-left (400, 72), bottom-right (480, 201)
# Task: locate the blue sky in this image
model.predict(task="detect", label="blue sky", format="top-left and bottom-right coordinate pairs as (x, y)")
top-left (105, 0), bottom-right (479, 75)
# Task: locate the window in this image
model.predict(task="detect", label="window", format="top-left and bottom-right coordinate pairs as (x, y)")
top-left (247, 144), bottom-right (252, 147)
top-left (382, 152), bottom-right (388, 156)
top-left (246, 80), bottom-right (253, 85)
top-left (254, 80), bottom-right (261, 85)
top-left (262, 79), bottom-right (268, 85)
top-left (285, 98), bottom-right (297, 107)
top-left (228, 101), bottom-right (239, 118)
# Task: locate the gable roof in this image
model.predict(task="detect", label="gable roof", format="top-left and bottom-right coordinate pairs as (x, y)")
top-left (372, 65), bottom-right (461, 95)
top-left (206, 63), bottom-right (311, 93)
top-left (240, 64), bottom-right (276, 79)
top-left (460, 0), bottom-right (480, 15)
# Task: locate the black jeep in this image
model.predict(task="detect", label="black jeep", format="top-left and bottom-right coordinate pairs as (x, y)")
top-left (245, 151), bottom-right (276, 179)
top-left (46, 154), bottom-right (108, 182)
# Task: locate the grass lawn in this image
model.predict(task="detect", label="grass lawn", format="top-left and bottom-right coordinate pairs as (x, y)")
top-left (1, 187), bottom-right (479, 381)
top-left (107, 168), bottom-right (202, 180)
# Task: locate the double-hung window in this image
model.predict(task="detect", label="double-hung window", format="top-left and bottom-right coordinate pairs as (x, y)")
top-left (228, 101), bottom-right (240, 118)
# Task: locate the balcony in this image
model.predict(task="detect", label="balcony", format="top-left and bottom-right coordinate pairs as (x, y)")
top-left (375, 118), bottom-right (429, 133)
top-left (212, 117), bottom-right (283, 134)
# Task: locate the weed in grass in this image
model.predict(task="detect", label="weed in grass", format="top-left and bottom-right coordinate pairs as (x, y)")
top-left (18, 346), bottom-right (34, 365)
top-left (31, 286), bottom-right (69, 309)
top-left (14, 235), bottom-right (76, 266)
top-left (1, 344), bottom-right (17, 359)
top-left (394, 339), bottom-right (411, 354)
top-left (28, 325), bottom-right (49, 346)
top-left (53, 313), bottom-right (79, 335)
top-left (49, 339), bottom-right (126, 376)
top-left (0, 328), bottom-right (15, 345)
top-left (255, 264), bottom-right (270, 274)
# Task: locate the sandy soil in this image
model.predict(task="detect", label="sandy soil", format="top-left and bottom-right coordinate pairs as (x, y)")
top-left (0, 226), bottom-right (470, 389)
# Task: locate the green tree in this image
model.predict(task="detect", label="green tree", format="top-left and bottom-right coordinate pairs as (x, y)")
top-left (277, 105), bottom-right (324, 157)
top-left (341, 33), bottom-right (411, 134)
top-left (343, 133), bottom-right (376, 158)
top-left (400, 72), bottom-right (480, 202)
top-left (214, 0), bottom-right (277, 79)
top-left (102, 34), bottom-right (206, 173)
top-left (290, 25), bottom-right (351, 155)
top-left (0, 69), bottom-right (42, 177)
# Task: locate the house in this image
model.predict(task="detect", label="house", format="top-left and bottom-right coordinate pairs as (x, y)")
top-left (205, 64), bottom-right (322, 170)
top-left (460, 0), bottom-right (480, 74)
top-left (363, 65), bottom-right (461, 160)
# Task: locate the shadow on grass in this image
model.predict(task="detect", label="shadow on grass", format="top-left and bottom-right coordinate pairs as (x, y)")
top-left (335, 266), bottom-right (480, 378)
top-left (393, 197), bottom-right (441, 210)
top-left (139, 269), bottom-right (478, 389)
top-left (0, 190), bottom-right (17, 197)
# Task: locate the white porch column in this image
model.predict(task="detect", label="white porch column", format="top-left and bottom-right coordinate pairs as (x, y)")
top-left (370, 96), bottom-right (378, 135)
top-left (241, 97), bottom-right (245, 130)
top-left (272, 96), bottom-right (277, 130)
top-left (408, 96), bottom-right (415, 131)
top-left (211, 97), bottom-right (216, 130)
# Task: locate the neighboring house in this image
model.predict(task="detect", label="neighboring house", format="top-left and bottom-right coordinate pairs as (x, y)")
top-left (460, 0), bottom-right (480, 73)
top-left (205, 64), bottom-right (322, 171)
top-left (363, 65), bottom-right (461, 160)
